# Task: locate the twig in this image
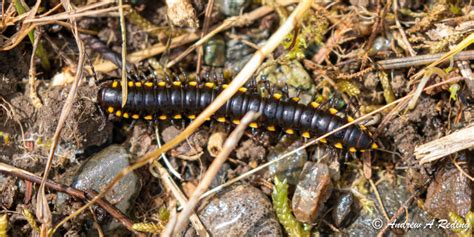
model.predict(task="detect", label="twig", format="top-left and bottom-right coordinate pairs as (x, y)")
top-left (376, 190), bottom-right (420, 237)
top-left (0, 163), bottom-right (143, 236)
top-left (451, 156), bottom-right (474, 182)
top-left (415, 125), bottom-right (474, 164)
top-left (150, 161), bottom-right (209, 236)
top-left (369, 179), bottom-right (390, 221)
top-left (377, 50), bottom-right (474, 69)
top-left (171, 111), bottom-right (260, 235)
top-left (54, 0), bottom-right (312, 232)
top-left (195, 0), bottom-right (215, 74)
top-left (392, 0), bottom-right (415, 56)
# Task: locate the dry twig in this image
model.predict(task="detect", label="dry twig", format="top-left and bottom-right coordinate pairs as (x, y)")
top-left (415, 125), bottom-right (474, 164)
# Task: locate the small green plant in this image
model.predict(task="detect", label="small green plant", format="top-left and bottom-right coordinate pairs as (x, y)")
top-left (272, 177), bottom-right (310, 237)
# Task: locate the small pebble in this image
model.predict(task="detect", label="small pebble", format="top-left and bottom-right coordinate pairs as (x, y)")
top-left (191, 183), bottom-right (282, 236)
top-left (292, 162), bottom-right (332, 224)
top-left (332, 192), bottom-right (360, 227)
top-left (267, 136), bottom-right (307, 185)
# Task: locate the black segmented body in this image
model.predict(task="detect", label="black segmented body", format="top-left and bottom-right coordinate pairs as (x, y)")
top-left (98, 81), bottom-right (376, 151)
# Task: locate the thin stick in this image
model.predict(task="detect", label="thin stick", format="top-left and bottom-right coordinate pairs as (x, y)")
top-left (377, 50), bottom-right (474, 70)
top-left (369, 179), bottom-right (390, 221)
top-left (0, 163), bottom-right (143, 236)
top-left (171, 111), bottom-right (260, 235)
top-left (53, 0), bottom-right (312, 232)
top-left (375, 190), bottom-right (420, 237)
top-left (118, 0), bottom-right (127, 107)
top-left (150, 161), bottom-right (209, 236)
top-left (451, 156), bottom-right (474, 181)
top-left (200, 76), bottom-right (463, 199)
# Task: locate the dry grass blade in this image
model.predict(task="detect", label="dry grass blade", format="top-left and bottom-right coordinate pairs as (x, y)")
top-left (415, 125), bottom-right (474, 164)
top-left (171, 111), bottom-right (260, 235)
top-left (52, 0), bottom-right (312, 232)
top-left (36, 1), bottom-right (86, 235)
top-left (118, 0), bottom-right (127, 108)
top-left (200, 76), bottom-right (464, 199)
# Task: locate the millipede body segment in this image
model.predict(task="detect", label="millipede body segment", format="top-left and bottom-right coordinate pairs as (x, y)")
top-left (98, 80), bottom-right (377, 151)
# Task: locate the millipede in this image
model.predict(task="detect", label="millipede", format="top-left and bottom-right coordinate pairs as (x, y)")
top-left (98, 79), bottom-right (378, 152)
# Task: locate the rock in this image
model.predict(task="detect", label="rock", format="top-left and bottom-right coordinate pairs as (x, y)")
top-left (203, 35), bottom-right (226, 67)
top-left (424, 153), bottom-right (472, 220)
top-left (344, 178), bottom-right (445, 236)
top-left (267, 136), bottom-right (307, 185)
top-left (332, 192), bottom-right (360, 227)
top-left (292, 162), bottom-right (332, 223)
top-left (194, 183), bottom-right (282, 236)
top-left (256, 60), bottom-right (316, 105)
top-left (216, 0), bottom-right (249, 16)
top-left (70, 145), bottom-right (141, 232)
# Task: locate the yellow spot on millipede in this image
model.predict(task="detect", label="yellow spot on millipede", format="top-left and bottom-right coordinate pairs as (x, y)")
top-left (107, 107), bottom-right (114, 113)
top-left (285, 129), bottom-right (294, 134)
top-left (135, 82), bottom-right (142, 87)
top-left (222, 84), bottom-right (229, 89)
top-left (173, 114), bottom-right (182, 119)
top-left (334, 142), bottom-right (343, 149)
top-left (159, 115), bottom-right (167, 120)
top-left (128, 81), bottom-right (134, 87)
top-left (158, 82), bottom-right (166, 87)
top-left (145, 82), bottom-right (154, 87)
top-left (319, 138), bottom-right (327, 143)
top-left (115, 110), bottom-right (122, 117)
top-left (187, 114), bottom-right (196, 119)
top-left (123, 113), bottom-right (129, 118)
top-left (267, 126), bottom-right (276, 132)
top-left (273, 93), bottom-right (282, 100)
top-left (371, 143), bottom-right (378, 149)
top-left (291, 97), bottom-right (300, 102)
top-left (173, 81), bottom-right (182, 87)
top-left (144, 115), bottom-right (153, 120)
top-left (302, 132), bottom-right (310, 138)
top-left (349, 147), bottom-right (357, 152)
top-left (205, 82), bottom-right (215, 88)
top-left (311, 102), bottom-right (320, 108)
top-left (188, 81), bottom-right (197, 87)
top-left (132, 114), bottom-right (140, 119)
top-left (238, 87), bottom-right (247, 92)
top-left (232, 119), bottom-right (240, 125)
top-left (347, 116), bottom-right (355, 122)
top-left (249, 122), bottom-right (258, 128)
top-left (217, 117), bottom-right (226, 123)
top-left (112, 81), bottom-right (119, 88)
top-left (329, 108), bottom-right (338, 115)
